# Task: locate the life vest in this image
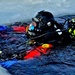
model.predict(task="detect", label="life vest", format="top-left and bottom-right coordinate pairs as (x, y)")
top-left (24, 44), bottom-right (53, 59)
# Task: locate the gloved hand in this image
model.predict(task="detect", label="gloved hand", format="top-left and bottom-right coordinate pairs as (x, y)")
top-left (1, 59), bottom-right (17, 68)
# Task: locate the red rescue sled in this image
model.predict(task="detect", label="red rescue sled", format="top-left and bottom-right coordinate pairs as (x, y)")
top-left (24, 44), bottom-right (53, 59)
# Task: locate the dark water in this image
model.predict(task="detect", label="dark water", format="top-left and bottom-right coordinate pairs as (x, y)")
top-left (0, 15), bottom-right (75, 75)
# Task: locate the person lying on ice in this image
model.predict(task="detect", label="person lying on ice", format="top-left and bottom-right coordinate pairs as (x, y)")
top-left (26, 10), bottom-right (71, 45)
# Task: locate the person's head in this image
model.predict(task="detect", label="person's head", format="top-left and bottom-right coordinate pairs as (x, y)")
top-left (32, 20), bottom-right (37, 27)
top-left (32, 10), bottom-right (55, 29)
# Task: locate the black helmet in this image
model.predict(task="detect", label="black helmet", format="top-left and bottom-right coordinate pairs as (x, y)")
top-left (32, 10), bottom-right (54, 28)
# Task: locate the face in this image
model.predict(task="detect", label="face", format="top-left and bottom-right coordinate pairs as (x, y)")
top-left (32, 21), bottom-right (37, 27)
top-left (28, 21), bottom-right (37, 31)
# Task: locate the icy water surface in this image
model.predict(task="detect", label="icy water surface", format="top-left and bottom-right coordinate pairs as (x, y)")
top-left (0, 0), bottom-right (75, 24)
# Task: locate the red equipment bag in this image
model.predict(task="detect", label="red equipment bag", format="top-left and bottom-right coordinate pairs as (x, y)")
top-left (12, 26), bottom-right (29, 33)
top-left (24, 44), bottom-right (53, 59)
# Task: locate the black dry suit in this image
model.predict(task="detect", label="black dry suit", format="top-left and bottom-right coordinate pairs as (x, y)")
top-left (27, 10), bottom-right (71, 45)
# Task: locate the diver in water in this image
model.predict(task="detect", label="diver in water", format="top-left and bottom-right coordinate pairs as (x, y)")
top-left (26, 10), bottom-right (70, 45)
